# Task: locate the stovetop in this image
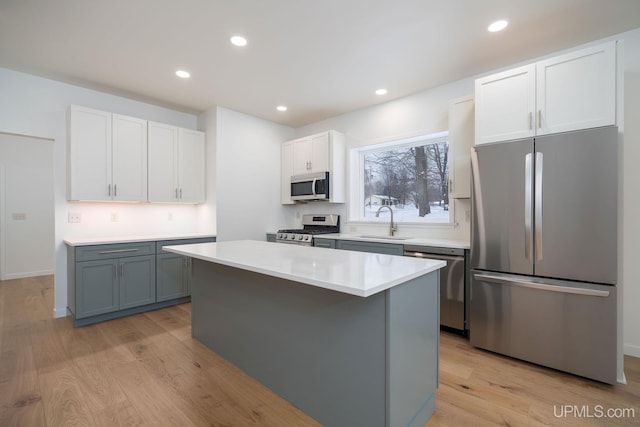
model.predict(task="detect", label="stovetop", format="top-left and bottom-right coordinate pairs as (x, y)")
top-left (275, 214), bottom-right (340, 245)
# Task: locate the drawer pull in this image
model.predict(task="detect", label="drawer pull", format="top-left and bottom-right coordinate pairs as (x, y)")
top-left (98, 248), bottom-right (141, 254)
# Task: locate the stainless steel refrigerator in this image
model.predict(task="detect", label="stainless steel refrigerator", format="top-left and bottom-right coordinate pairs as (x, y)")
top-left (469, 126), bottom-right (618, 384)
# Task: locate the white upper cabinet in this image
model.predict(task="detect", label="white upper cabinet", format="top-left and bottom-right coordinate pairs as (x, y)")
top-left (536, 42), bottom-right (616, 135)
top-left (68, 105), bottom-right (147, 201)
top-left (282, 130), bottom-right (346, 203)
top-left (448, 95), bottom-right (474, 199)
top-left (147, 122), bottom-right (205, 204)
top-left (112, 114), bottom-right (147, 201)
top-left (475, 41), bottom-right (617, 145)
top-left (475, 64), bottom-right (536, 145)
top-left (69, 105), bottom-right (112, 201)
top-left (147, 122), bottom-right (179, 202)
top-left (177, 128), bottom-right (205, 203)
top-left (292, 132), bottom-right (330, 175)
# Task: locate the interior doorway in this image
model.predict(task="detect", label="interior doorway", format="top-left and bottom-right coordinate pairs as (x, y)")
top-left (0, 132), bottom-right (54, 280)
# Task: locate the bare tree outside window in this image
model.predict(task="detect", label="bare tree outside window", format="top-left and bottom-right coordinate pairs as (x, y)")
top-left (362, 137), bottom-right (449, 222)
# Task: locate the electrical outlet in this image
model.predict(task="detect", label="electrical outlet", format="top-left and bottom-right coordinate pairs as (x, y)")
top-left (68, 212), bottom-right (81, 223)
top-left (349, 225), bottom-right (357, 232)
top-left (110, 212), bottom-right (119, 222)
top-left (12, 212), bottom-right (27, 221)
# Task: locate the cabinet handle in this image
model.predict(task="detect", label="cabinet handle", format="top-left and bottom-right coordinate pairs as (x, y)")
top-left (114, 184), bottom-right (118, 197)
top-left (180, 188), bottom-right (183, 199)
top-left (528, 112), bottom-right (533, 130)
top-left (121, 264), bottom-right (125, 276)
top-left (108, 184), bottom-right (112, 197)
top-left (449, 178), bottom-right (453, 193)
top-left (538, 110), bottom-right (542, 129)
top-left (98, 248), bottom-right (140, 254)
top-left (114, 264), bottom-right (117, 276)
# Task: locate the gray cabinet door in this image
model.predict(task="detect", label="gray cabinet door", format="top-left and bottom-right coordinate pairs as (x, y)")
top-left (119, 255), bottom-right (156, 309)
top-left (157, 253), bottom-right (189, 301)
top-left (76, 259), bottom-right (119, 318)
top-left (337, 240), bottom-right (403, 256)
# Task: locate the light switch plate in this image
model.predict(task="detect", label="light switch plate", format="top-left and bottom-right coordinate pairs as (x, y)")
top-left (68, 212), bottom-right (81, 223)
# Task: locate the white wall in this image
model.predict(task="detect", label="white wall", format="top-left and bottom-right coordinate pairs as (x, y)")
top-left (0, 67), bottom-right (204, 317)
top-left (207, 106), bottom-right (294, 241)
top-left (0, 132), bottom-right (54, 279)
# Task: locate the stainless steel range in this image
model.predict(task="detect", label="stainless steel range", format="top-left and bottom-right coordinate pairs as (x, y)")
top-left (276, 214), bottom-right (339, 246)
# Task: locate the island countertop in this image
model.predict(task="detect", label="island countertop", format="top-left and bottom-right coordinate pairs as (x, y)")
top-left (163, 240), bottom-right (445, 297)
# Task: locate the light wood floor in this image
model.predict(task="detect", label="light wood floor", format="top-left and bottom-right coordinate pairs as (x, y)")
top-left (1, 276), bottom-right (638, 426)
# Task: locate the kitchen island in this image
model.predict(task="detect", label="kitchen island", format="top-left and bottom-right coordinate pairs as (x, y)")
top-left (164, 240), bottom-right (445, 427)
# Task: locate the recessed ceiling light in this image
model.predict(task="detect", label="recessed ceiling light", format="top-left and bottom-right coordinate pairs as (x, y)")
top-left (230, 35), bottom-right (248, 47)
top-left (488, 20), bottom-right (508, 32)
top-left (375, 88), bottom-right (388, 96)
top-left (175, 70), bottom-right (191, 79)
top-left (277, 105), bottom-right (288, 112)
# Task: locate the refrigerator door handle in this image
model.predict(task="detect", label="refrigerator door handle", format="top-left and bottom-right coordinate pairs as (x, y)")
top-left (535, 152), bottom-right (544, 261)
top-left (524, 153), bottom-right (533, 260)
top-left (473, 273), bottom-right (610, 297)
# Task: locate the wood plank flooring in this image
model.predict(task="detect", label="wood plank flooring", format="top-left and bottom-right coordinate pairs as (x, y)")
top-left (1, 275), bottom-right (638, 426)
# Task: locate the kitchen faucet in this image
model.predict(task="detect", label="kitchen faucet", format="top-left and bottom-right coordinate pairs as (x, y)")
top-left (375, 205), bottom-right (398, 236)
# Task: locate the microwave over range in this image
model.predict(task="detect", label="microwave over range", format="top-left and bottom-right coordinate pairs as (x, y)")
top-left (291, 171), bottom-right (330, 201)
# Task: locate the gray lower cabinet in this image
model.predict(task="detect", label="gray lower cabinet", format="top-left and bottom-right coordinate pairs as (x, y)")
top-left (119, 255), bottom-right (156, 309)
top-left (266, 233), bottom-right (276, 242)
top-left (68, 236), bottom-right (215, 327)
top-left (77, 255), bottom-right (156, 317)
top-left (156, 254), bottom-right (190, 302)
top-left (75, 259), bottom-right (119, 318)
top-left (155, 237), bottom-right (216, 302)
top-left (336, 239), bottom-right (404, 256)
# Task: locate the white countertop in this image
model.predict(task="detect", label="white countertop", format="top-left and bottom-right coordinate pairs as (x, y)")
top-left (164, 240), bottom-right (445, 298)
top-left (64, 233), bottom-right (216, 246)
top-left (313, 233), bottom-right (470, 249)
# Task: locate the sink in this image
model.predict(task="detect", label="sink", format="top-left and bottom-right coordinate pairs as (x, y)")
top-left (357, 235), bottom-right (413, 240)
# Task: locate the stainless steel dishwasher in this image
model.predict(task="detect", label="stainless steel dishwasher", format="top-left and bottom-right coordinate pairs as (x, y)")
top-left (404, 245), bottom-right (467, 334)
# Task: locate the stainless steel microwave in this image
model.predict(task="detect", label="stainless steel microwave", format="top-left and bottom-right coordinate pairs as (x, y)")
top-left (291, 171), bottom-right (330, 201)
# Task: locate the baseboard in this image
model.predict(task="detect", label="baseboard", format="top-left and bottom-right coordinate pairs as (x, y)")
top-left (2, 269), bottom-right (54, 280)
top-left (53, 307), bottom-right (69, 318)
top-left (624, 343), bottom-right (640, 358)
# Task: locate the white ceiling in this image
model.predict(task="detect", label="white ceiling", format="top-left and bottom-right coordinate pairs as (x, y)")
top-left (1, 0), bottom-right (639, 127)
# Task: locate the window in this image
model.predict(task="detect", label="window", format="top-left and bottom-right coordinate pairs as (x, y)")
top-left (352, 131), bottom-right (451, 224)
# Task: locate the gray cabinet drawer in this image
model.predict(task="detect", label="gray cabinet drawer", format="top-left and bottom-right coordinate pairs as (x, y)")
top-left (156, 237), bottom-right (216, 253)
top-left (314, 238), bottom-right (336, 249)
top-left (75, 242), bottom-right (155, 261)
top-left (337, 240), bottom-right (403, 256)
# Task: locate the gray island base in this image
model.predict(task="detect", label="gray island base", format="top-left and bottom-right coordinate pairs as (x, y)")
top-left (189, 254), bottom-right (440, 427)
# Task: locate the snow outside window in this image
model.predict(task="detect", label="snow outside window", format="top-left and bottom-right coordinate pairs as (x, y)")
top-left (353, 132), bottom-right (452, 224)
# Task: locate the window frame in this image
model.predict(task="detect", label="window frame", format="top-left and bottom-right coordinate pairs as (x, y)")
top-left (348, 130), bottom-right (455, 227)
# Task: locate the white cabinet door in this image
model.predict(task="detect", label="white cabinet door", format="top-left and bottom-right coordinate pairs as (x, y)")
top-left (281, 141), bottom-right (295, 204)
top-left (177, 128), bottom-right (205, 203)
top-left (475, 64), bottom-right (536, 145)
top-left (449, 96), bottom-right (474, 199)
top-left (148, 121), bottom-right (179, 202)
top-left (310, 132), bottom-right (330, 172)
top-left (292, 137), bottom-right (312, 175)
top-left (112, 114), bottom-right (147, 201)
top-left (68, 105), bottom-right (112, 201)
top-left (536, 41), bottom-right (616, 135)
top-left (291, 132), bottom-right (331, 175)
